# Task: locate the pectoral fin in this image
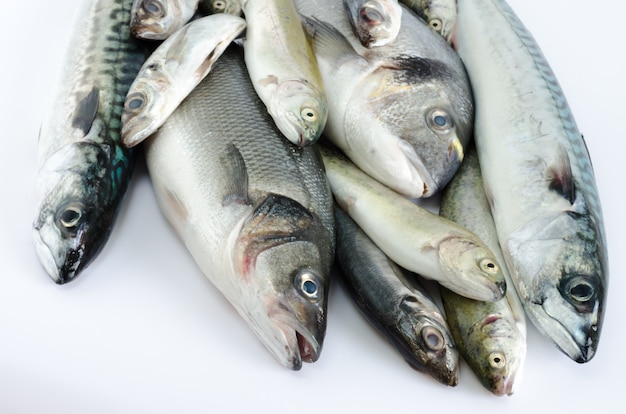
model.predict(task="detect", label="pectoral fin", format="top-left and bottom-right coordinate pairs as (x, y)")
top-left (72, 87), bottom-right (99, 136)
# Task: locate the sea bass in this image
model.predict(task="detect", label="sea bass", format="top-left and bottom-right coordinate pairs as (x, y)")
top-left (241, 0), bottom-right (328, 147)
top-left (455, 0), bottom-right (607, 363)
top-left (399, 0), bottom-right (457, 43)
top-left (130, 0), bottom-right (199, 40)
top-left (33, 0), bottom-right (148, 284)
top-left (122, 13), bottom-right (246, 147)
top-left (343, 0), bottom-right (403, 47)
top-left (144, 47), bottom-right (335, 370)
top-left (439, 146), bottom-right (526, 396)
top-left (321, 146), bottom-right (505, 302)
top-left (335, 206), bottom-right (459, 386)
top-left (296, 0), bottom-right (473, 198)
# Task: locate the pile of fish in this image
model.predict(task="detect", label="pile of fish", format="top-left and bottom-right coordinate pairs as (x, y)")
top-left (32, 0), bottom-right (607, 397)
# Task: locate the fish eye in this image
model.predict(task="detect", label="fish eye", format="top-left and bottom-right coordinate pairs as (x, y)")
top-left (479, 258), bottom-right (500, 275)
top-left (56, 203), bottom-right (84, 230)
top-left (360, 7), bottom-right (382, 25)
top-left (427, 109), bottom-right (453, 133)
top-left (294, 269), bottom-right (322, 301)
top-left (429, 18), bottom-right (443, 33)
top-left (301, 107), bottom-right (318, 123)
top-left (125, 93), bottom-right (147, 113)
top-left (488, 352), bottom-right (506, 370)
top-left (560, 275), bottom-right (597, 305)
top-left (213, 0), bottom-right (226, 11)
top-left (421, 326), bottom-right (445, 352)
top-left (143, 0), bottom-right (164, 17)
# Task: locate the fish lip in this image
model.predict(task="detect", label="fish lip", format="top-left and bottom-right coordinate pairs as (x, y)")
top-left (272, 313), bottom-right (322, 367)
top-left (397, 138), bottom-right (437, 197)
top-left (32, 228), bottom-right (61, 283)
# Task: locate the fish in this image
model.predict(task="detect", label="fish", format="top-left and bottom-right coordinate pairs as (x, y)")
top-left (343, 0), bottom-right (403, 47)
top-left (399, 0), bottom-right (457, 43)
top-left (335, 206), bottom-right (459, 386)
top-left (121, 13), bottom-right (247, 147)
top-left (241, 0), bottom-right (328, 147)
top-left (198, 0), bottom-right (242, 15)
top-left (296, 0), bottom-right (474, 198)
top-left (320, 145), bottom-right (506, 302)
top-left (143, 47), bottom-right (335, 370)
top-left (455, 0), bottom-right (607, 363)
top-left (130, 0), bottom-right (199, 40)
top-left (33, 0), bottom-right (148, 284)
top-left (439, 145), bottom-right (527, 396)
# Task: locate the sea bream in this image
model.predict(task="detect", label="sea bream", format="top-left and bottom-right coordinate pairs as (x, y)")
top-left (343, 0), bottom-right (403, 48)
top-left (455, 0), bottom-right (607, 363)
top-left (144, 47), bottom-right (335, 370)
top-left (130, 0), bottom-right (199, 40)
top-left (295, 0), bottom-right (473, 198)
top-left (335, 206), bottom-right (459, 386)
top-left (33, 0), bottom-right (148, 283)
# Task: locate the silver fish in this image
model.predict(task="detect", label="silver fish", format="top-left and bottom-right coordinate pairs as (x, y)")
top-left (33, 0), bottom-right (148, 284)
top-left (439, 146), bottom-right (527, 396)
top-left (335, 206), bottom-right (459, 386)
top-left (320, 146), bottom-right (506, 302)
top-left (199, 0), bottom-right (242, 15)
top-left (130, 0), bottom-right (199, 40)
top-left (455, 0), bottom-right (607, 363)
top-left (144, 47), bottom-right (335, 370)
top-left (296, 0), bottom-right (473, 198)
top-left (400, 0), bottom-right (457, 43)
top-left (343, 0), bottom-right (403, 47)
top-left (122, 13), bottom-right (246, 147)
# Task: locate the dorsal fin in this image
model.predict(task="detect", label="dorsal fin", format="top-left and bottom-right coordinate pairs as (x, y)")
top-left (72, 87), bottom-right (99, 136)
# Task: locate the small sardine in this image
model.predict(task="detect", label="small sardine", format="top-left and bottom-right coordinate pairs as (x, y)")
top-left (33, 0), bottom-right (148, 284)
top-left (400, 0), bottom-right (457, 43)
top-left (335, 206), bottom-right (459, 386)
top-left (455, 0), bottom-right (607, 363)
top-left (296, 0), bottom-right (473, 198)
top-left (439, 146), bottom-right (527, 396)
top-left (241, 0), bottom-right (328, 147)
top-left (144, 47), bottom-right (335, 370)
top-left (343, 0), bottom-right (403, 47)
top-left (199, 0), bottom-right (242, 15)
top-left (122, 14), bottom-right (246, 147)
top-left (130, 0), bottom-right (199, 40)
top-left (321, 146), bottom-right (506, 302)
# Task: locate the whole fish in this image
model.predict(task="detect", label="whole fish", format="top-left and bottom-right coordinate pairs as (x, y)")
top-left (343, 0), bottom-right (403, 47)
top-left (33, 0), bottom-right (148, 284)
top-left (130, 0), bottom-right (199, 40)
top-left (144, 47), bottom-right (335, 370)
top-left (321, 146), bottom-right (506, 302)
top-left (296, 0), bottom-right (473, 198)
top-left (335, 206), bottom-right (459, 386)
top-left (199, 0), bottom-right (242, 15)
top-left (241, 0), bottom-right (328, 147)
top-left (400, 0), bottom-right (457, 43)
top-left (455, 0), bottom-right (607, 363)
top-left (439, 146), bottom-right (526, 396)
top-left (122, 13), bottom-right (247, 147)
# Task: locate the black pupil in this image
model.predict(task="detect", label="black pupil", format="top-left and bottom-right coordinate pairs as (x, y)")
top-left (303, 280), bottom-right (317, 295)
top-left (61, 209), bottom-right (80, 225)
top-left (434, 115), bottom-right (447, 127)
top-left (493, 357), bottom-right (501, 363)
top-left (486, 262), bottom-right (495, 269)
top-left (570, 283), bottom-right (593, 301)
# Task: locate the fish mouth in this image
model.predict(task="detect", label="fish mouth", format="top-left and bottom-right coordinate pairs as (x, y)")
top-left (397, 138), bottom-right (437, 197)
top-left (270, 312), bottom-right (322, 370)
top-left (32, 228), bottom-right (84, 284)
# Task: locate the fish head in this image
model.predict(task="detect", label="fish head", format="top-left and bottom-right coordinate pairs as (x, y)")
top-left (32, 142), bottom-right (114, 284)
top-left (122, 69), bottom-right (171, 147)
top-left (424, 4), bottom-right (457, 43)
top-left (270, 80), bottom-right (328, 147)
top-left (394, 294), bottom-right (459, 385)
top-left (343, 57), bottom-right (472, 198)
top-left (130, 0), bottom-right (180, 40)
top-left (233, 194), bottom-right (333, 369)
top-left (465, 315), bottom-right (526, 396)
top-left (508, 211), bottom-right (606, 363)
top-left (437, 236), bottom-right (507, 302)
top-left (348, 0), bottom-right (403, 48)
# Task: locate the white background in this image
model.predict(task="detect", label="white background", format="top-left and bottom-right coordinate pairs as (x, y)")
top-left (1, 0), bottom-right (624, 412)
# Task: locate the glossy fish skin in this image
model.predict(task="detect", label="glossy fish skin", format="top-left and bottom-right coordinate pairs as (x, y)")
top-left (321, 146), bottom-right (505, 302)
top-left (33, 0), bottom-right (148, 284)
top-left (335, 207), bottom-right (459, 386)
top-left (400, 0), bottom-right (457, 43)
top-left (343, 0), bottom-right (403, 48)
top-left (122, 13), bottom-right (247, 147)
top-left (439, 146), bottom-right (526, 396)
top-left (241, 0), bottom-right (328, 147)
top-left (144, 47), bottom-right (335, 370)
top-left (455, 0), bottom-right (607, 363)
top-left (296, 0), bottom-right (473, 198)
top-left (130, 0), bottom-right (199, 40)
top-left (199, 0), bottom-right (242, 15)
